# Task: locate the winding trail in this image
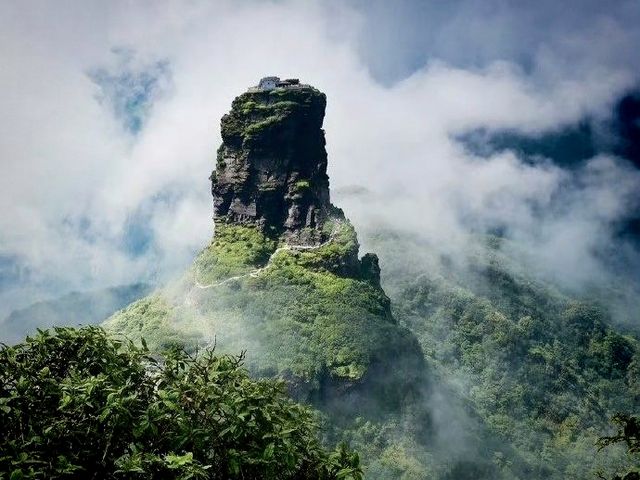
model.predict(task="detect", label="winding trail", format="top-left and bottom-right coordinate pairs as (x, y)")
top-left (191, 220), bottom-right (343, 292)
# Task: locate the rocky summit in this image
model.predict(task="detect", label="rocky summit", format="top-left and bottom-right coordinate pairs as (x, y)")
top-left (105, 78), bottom-right (425, 415)
top-left (212, 84), bottom-right (332, 244)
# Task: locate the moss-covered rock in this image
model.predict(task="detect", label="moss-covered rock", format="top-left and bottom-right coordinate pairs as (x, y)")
top-left (193, 223), bottom-right (278, 284)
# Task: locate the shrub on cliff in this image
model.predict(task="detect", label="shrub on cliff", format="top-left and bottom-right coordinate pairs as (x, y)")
top-left (0, 326), bottom-right (362, 479)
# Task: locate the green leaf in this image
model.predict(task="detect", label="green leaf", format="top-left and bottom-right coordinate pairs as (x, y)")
top-left (0, 326), bottom-right (351, 478)
top-left (263, 442), bottom-right (275, 459)
top-left (10, 470), bottom-right (24, 480)
top-left (165, 452), bottom-right (194, 469)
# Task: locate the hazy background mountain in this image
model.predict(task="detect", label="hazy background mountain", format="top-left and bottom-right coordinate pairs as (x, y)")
top-left (2, 283), bottom-right (152, 344)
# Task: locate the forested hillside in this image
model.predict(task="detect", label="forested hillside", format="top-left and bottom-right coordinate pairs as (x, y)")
top-left (362, 227), bottom-right (639, 478)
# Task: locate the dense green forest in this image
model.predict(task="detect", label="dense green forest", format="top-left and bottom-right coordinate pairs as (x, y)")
top-left (353, 227), bottom-right (640, 478)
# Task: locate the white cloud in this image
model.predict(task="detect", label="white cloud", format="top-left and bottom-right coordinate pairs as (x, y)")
top-left (0, 0), bottom-right (638, 320)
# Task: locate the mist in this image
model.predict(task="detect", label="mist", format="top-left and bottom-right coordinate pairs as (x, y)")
top-left (1, 0), bottom-right (639, 333)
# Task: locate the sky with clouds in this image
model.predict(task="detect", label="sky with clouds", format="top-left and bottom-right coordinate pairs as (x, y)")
top-left (1, 0), bottom-right (639, 322)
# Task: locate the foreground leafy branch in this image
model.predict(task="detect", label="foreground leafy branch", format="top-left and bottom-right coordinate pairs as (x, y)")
top-left (597, 413), bottom-right (640, 480)
top-left (0, 326), bottom-right (362, 479)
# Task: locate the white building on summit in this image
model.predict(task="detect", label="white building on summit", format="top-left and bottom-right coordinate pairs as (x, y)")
top-left (253, 76), bottom-right (302, 91)
top-left (258, 76), bottom-right (280, 89)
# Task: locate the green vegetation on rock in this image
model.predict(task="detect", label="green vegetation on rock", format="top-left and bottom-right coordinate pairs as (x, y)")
top-left (221, 88), bottom-right (325, 148)
top-left (107, 216), bottom-right (424, 417)
top-left (193, 224), bottom-right (277, 284)
top-left (103, 295), bottom-right (202, 352)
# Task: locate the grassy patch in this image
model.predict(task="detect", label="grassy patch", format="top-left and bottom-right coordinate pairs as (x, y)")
top-left (193, 224), bottom-right (277, 284)
top-left (293, 179), bottom-right (310, 192)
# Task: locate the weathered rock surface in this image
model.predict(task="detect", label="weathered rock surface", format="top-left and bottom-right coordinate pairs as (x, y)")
top-left (211, 86), bottom-right (333, 244)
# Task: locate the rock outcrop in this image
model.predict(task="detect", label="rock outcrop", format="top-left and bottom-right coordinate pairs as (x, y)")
top-left (212, 86), bottom-right (332, 244)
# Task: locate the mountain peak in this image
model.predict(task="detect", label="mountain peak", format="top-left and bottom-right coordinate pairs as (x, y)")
top-left (211, 80), bottom-right (334, 244)
top-left (106, 82), bottom-right (425, 417)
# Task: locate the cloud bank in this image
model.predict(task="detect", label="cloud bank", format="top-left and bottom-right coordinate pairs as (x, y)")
top-left (0, 0), bottom-right (638, 327)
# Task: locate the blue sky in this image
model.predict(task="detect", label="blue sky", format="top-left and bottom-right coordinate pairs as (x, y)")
top-left (0, 0), bottom-right (639, 326)
top-left (88, 48), bottom-right (172, 135)
top-left (347, 0), bottom-right (640, 83)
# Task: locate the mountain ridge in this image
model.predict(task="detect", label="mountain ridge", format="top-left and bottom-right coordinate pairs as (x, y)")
top-left (102, 80), bottom-right (640, 478)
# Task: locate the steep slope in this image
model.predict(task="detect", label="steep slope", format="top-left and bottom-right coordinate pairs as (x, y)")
top-left (105, 82), bottom-right (425, 414)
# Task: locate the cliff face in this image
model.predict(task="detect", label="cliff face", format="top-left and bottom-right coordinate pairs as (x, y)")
top-left (212, 87), bottom-right (332, 243)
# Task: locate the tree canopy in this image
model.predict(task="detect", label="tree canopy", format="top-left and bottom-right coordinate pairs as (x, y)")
top-left (0, 326), bottom-right (362, 479)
